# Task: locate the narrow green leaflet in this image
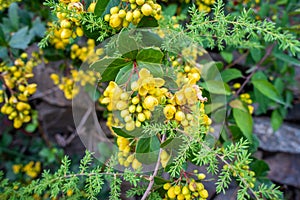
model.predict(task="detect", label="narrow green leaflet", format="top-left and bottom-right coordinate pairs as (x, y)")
top-left (117, 31), bottom-right (138, 59)
top-left (200, 80), bottom-right (231, 95)
top-left (233, 108), bottom-right (253, 143)
top-left (9, 26), bottom-right (33, 49)
top-left (271, 110), bottom-right (283, 131)
top-left (273, 52), bottom-right (300, 67)
top-left (136, 47), bottom-right (164, 63)
top-left (252, 79), bottom-right (284, 104)
top-left (112, 127), bottom-right (134, 138)
top-left (90, 57), bottom-right (131, 82)
top-left (221, 68), bottom-right (243, 82)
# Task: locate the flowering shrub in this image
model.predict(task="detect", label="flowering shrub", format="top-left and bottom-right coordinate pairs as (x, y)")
top-left (0, 0), bottom-right (300, 200)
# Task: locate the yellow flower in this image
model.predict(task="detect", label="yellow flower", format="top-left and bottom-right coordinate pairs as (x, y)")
top-left (12, 164), bottom-right (22, 174)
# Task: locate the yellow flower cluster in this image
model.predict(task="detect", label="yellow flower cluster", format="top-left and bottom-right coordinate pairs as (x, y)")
top-left (13, 161), bottom-right (41, 179)
top-left (0, 0), bottom-right (20, 11)
top-left (0, 53), bottom-right (40, 128)
top-left (49, 0), bottom-right (93, 50)
top-left (240, 93), bottom-right (254, 114)
top-left (101, 68), bottom-right (166, 131)
top-left (70, 39), bottom-right (103, 63)
top-left (116, 136), bottom-right (142, 170)
top-left (104, 0), bottom-right (162, 29)
top-left (160, 149), bottom-right (171, 168)
top-left (50, 69), bottom-right (100, 100)
top-left (101, 67), bottom-right (210, 132)
top-left (196, 0), bottom-right (215, 12)
top-left (163, 176), bottom-right (209, 200)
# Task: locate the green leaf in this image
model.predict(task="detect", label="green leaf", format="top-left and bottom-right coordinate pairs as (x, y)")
top-left (136, 135), bottom-right (160, 153)
top-left (0, 27), bottom-right (6, 46)
top-left (115, 64), bottom-right (134, 85)
top-left (250, 159), bottom-right (269, 177)
top-left (8, 3), bottom-right (19, 30)
top-left (273, 52), bottom-right (300, 67)
top-left (154, 176), bottom-right (169, 185)
top-left (163, 4), bottom-right (178, 16)
top-left (274, 77), bottom-right (284, 94)
top-left (271, 110), bottom-right (283, 131)
top-left (137, 62), bottom-right (163, 78)
top-left (90, 57), bottom-right (131, 82)
top-left (254, 87), bottom-right (269, 114)
top-left (229, 99), bottom-right (247, 112)
top-left (0, 133), bottom-right (12, 147)
top-left (201, 80), bottom-right (231, 95)
top-left (220, 51), bottom-right (233, 63)
top-left (117, 31), bottom-right (138, 59)
top-left (233, 108), bottom-right (253, 143)
top-left (111, 127), bottom-right (134, 138)
top-left (250, 48), bottom-right (262, 63)
top-left (137, 16), bottom-right (158, 28)
top-left (9, 26), bottom-right (33, 49)
top-left (94, 0), bottom-right (110, 17)
top-left (136, 135), bottom-right (160, 164)
top-left (162, 76), bottom-right (178, 91)
top-left (25, 124), bottom-right (37, 133)
top-left (29, 17), bottom-right (46, 38)
top-left (136, 47), bottom-right (164, 64)
top-left (221, 68), bottom-right (243, 82)
top-left (252, 79), bottom-right (284, 104)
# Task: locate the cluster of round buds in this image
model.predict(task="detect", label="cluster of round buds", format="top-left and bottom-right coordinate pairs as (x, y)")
top-left (116, 136), bottom-right (142, 169)
top-left (70, 39), bottom-right (104, 63)
top-left (50, 69), bottom-right (100, 100)
top-left (163, 83), bottom-right (211, 130)
top-left (240, 93), bottom-right (254, 114)
top-left (223, 163), bottom-right (256, 188)
top-left (104, 0), bottom-right (162, 29)
top-left (163, 176), bottom-right (209, 200)
top-left (101, 68), bottom-right (167, 131)
top-left (0, 53), bottom-right (40, 128)
top-left (49, 0), bottom-right (89, 50)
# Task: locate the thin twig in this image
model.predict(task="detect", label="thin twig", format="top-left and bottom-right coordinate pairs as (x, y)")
top-left (141, 134), bottom-right (166, 200)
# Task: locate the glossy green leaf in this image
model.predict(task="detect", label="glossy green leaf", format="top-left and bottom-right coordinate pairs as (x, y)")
top-left (229, 99), bottom-right (247, 112)
top-left (136, 47), bottom-right (164, 63)
top-left (94, 0), bottom-right (110, 17)
top-left (154, 176), bottom-right (169, 185)
top-left (221, 68), bottom-right (243, 82)
top-left (136, 136), bottom-right (160, 153)
top-left (252, 79), bottom-right (284, 104)
top-left (233, 108), bottom-right (253, 143)
top-left (271, 110), bottom-right (283, 131)
top-left (250, 159), bottom-right (269, 177)
top-left (115, 64), bottom-right (134, 85)
top-left (90, 57), bottom-right (131, 82)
